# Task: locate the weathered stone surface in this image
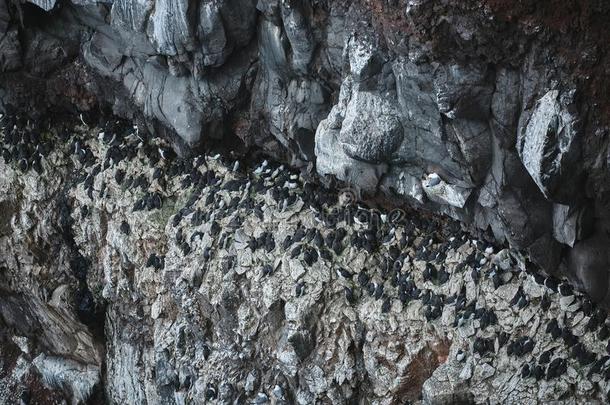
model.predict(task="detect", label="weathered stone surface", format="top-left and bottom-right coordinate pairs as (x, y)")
top-left (422, 173), bottom-right (473, 209)
top-left (33, 354), bottom-right (100, 403)
top-left (339, 91), bottom-right (403, 164)
top-left (2, 2), bottom-right (610, 400)
top-left (517, 90), bottom-right (582, 203)
top-left (3, 0), bottom-right (609, 277)
top-left (27, 0), bottom-right (56, 11)
top-left (315, 105), bottom-right (387, 192)
top-left (1, 119), bottom-right (610, 404)
top-left (552, 203), bottom-right (593, 248)
top-left (568, 235), bottom-right (610, 303)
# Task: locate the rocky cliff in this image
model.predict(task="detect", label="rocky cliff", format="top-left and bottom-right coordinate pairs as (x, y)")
top-left (2, 0), bottom-right (610, 297)
top-left (2, 0), bottom-right (610, 403)
top-left (2, 115), bottom-right (610, 404)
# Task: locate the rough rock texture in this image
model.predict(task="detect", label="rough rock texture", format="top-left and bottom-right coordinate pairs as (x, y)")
top-left (2, 0), bottom-right (610, 296)
top-left (2, 1), bottom-right (610, 402)
top-left (3, 116), bottom-right (610, 404)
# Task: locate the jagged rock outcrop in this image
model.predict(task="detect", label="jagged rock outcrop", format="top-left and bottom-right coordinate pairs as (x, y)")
top-left (1, 2), bottom-right (610, 400)
top-left (3, 117), bottom-right (610, 404)
top-left (2, 0), bottom-right (609, 294)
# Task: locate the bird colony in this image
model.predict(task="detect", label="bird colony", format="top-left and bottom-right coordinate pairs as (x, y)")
top-left (1, 114), bottom-right (610, 404)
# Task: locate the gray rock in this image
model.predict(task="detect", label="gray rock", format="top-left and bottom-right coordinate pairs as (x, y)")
top-left (552, 203), bottom-right (593, 247)
top-left (33, 354), bottom-right (100, 403)
top-left (348, 35), bottom-right (383, 82)
top-left (491, 68), bottom-right (520, 146)
top-left (568, 234), bottom-right (610, 303)
top-left (197, 3), bottom-right (230, 67)
top-left (27, 0), bottom-right (56, 11)
top-left (315, 110), bottom-right (387, 192)
top-left (339, 92), bottom-right (403, 163)
top-left (110, 0), bottom-right (154, 33)
top-left (517, 90), bottom-right (582, 203)
top-left (0, 294), bottom-right (101, 366)
top-left (280, 0), bottom-right (314, 73)
top-left (381, 168), bottom-right (425, 203)
top-left (0, 122), bottom-right (609, 404)
top-left (147, 0), bottom-right (194, 56)
top-left (422, 173), bottom-right (473, 208)
top-left (423, 364), bottom-right (474, 404)
top-left (2, 0), bottom-right (610, 337)
top-left (434, 63), bottom-right (493, 121)
top-left (0, 29), bottom-right (21, 72)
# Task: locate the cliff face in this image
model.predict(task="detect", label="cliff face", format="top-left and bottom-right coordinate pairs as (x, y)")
top-left (1, 1), bottom-right (610, 402)
top-left (2, 116), bottom-right (610, 404)
top-left (2, 0), bottom-right (610, 296)
top-left (1, 0), bottom-right (610, 293)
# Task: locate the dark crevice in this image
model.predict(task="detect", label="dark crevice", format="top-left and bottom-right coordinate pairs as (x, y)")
top-left (57, 190), bottom-right (107, 343)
